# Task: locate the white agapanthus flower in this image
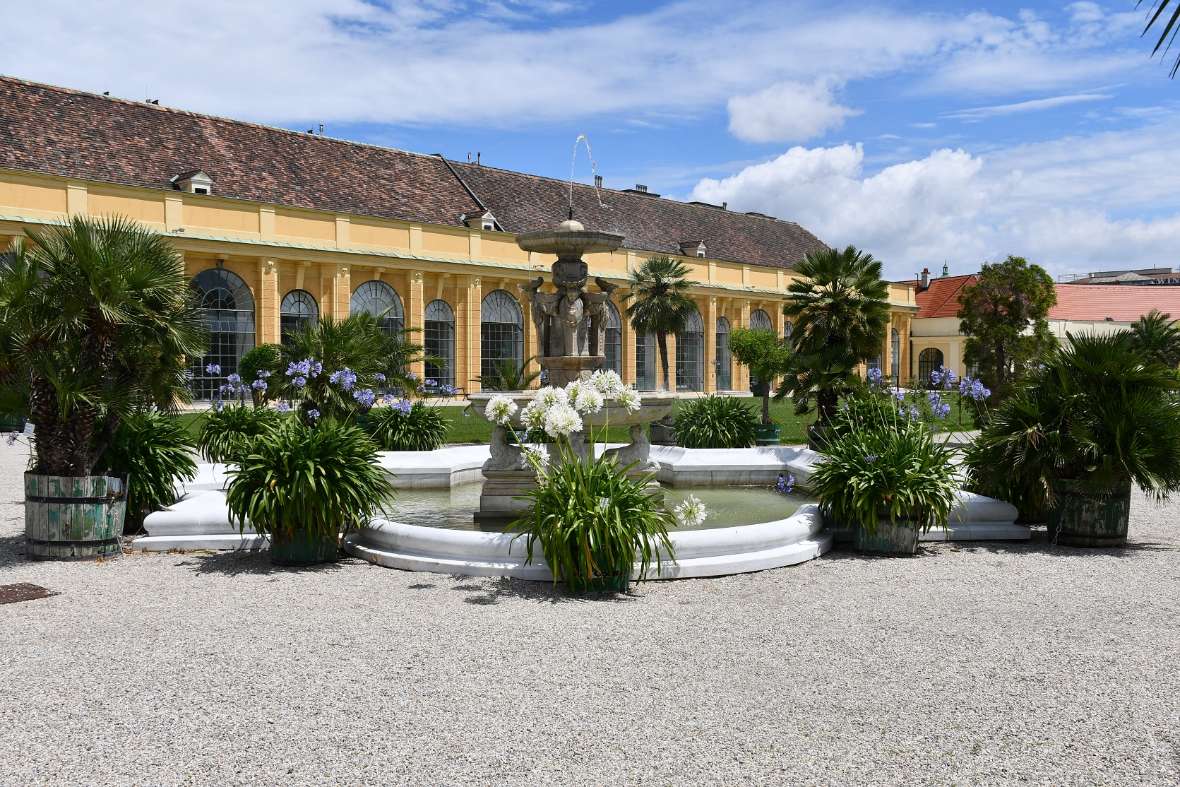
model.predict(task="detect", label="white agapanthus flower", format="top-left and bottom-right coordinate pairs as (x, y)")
top-left (564, 378), bottom-right (589, 404)
top-left (520, 401), bottom-right (547, 431)
top-left (573, 386), bottom-right (604, 415)
top-left (591, 369), bottom-right (625, 398)
top-left (673, 494), bottom-right (708, 528)
top-left (534, 386), bottom-right (568, 410)
top-left (616, 388), bottom-right (642, 413)
top-left (543, 402), bottom-right (583, 438)
top-left (485, 394), bottom-right (518, 426)
top-left (520, 445), bottom-right (549, 479)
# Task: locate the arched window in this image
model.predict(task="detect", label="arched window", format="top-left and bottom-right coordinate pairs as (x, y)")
top-left (350, 280), bottom-right (403, 336)
top-left (189, 268), bottom-right (255, 400)
top-left (890, 328), bottom-right (901, 385)
top-left (868, 355), bottom-right (882, 373)
top-left (750, 308), bottom-right (773, 332)
top-left (635, 331), bottom-right (658, 391)
top-left (918, 348), bottom-right (944, 386)
top-left (425, 299), bottom-right (455, 389)
top-left (604, 301), bottom-right (622, 375)
top-left (480, 289), bottom-right (524, 381)
top-left (676, 308), bottom-right (704, 392)
top-left (280, 289), bottom-right (318, 341)
top-left (716, 316), bottom-right (732, 390)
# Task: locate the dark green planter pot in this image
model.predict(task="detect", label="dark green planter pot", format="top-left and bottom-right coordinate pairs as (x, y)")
top-left (754, 423), bottom-right (781, 446)
top-left (1048, 479), bottom-right (1131, 547)
top-left (24, 473), bottom-right (125, 560)
top-left (854, 521), bottom-right (919, 555)
top-left (269, 530), bottom-right (339, 566)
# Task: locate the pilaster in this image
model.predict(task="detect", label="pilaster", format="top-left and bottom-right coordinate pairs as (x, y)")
top-left (258, 258), bottom-right (280, 344)
top-left (620, 296), bottom-right (635, 387)
top-left (334, 216), bottom-right (350, 248)
top-left (739, 301), bottom-right (751, 390)
top-left (66, 183), bottom-right (87, 216)
top-left (259, 207), bottom-right (275, 240)
top-left (705, 296), bottom-right (718, 393)
top-left (165, 195), bottom-right (183, 231)
top-left (408, 271), bottom-right (426, 381)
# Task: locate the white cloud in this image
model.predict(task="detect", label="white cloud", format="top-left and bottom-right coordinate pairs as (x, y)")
top-left (727, 80), bottom-right (860, 143)
top-left (944, 92), bottom-right (1113, 121)
top-left (689, 117), bottom-right (1180, 280)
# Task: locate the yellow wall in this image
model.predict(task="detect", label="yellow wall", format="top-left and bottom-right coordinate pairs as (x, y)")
top-left (185, 198), bottom-right (260, 235)
top-left (274, 208), bottom-right (335, 242)
top-left (0, 174), bottom-right (67, 216)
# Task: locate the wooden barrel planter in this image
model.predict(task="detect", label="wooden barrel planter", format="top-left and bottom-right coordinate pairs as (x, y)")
top-left (1048, 478), bottom-right (1131, 547)
top-left (24, 473), bottom-right (125, 560)
top-left (854, 520), bottom-right (919, 555)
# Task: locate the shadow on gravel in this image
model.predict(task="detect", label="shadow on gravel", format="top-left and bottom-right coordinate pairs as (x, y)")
top-left (176, 549), bottom-right (353, 577)
top-left (820, 544), bottom-right (943, 562)
top-left (0, 534), bottom-right (26, 569)
top-left (404, 575), bottom-right (636, 605)
top-left (948, 536), bottom-right (1177, 557)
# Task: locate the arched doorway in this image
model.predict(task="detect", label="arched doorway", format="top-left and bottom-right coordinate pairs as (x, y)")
top-left (350, 280), bottom-right (404, 336)
top-left (918, 347), bottom-right (944, 385)
top-left (480, 289), bottom-right (524, 381)
top-left (190, 268), bottom-right (255, 400)
top-left (715, 316), bottom-right (732, 390)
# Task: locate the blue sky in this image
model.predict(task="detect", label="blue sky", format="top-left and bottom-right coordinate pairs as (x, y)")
top-left (4, 0), bottom-right (1180, 279)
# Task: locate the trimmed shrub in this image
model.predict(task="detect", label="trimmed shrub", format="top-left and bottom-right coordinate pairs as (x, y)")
top-left (674, 395), bottom-right (759, 448)
top-left (365, 401), bottom-right (449, 451)
top-left (239, 343), bottom-right (282, 405)
top-left (197, 404), bottom-right (283, 464)
top-left (105, 411), bottom-right (197, 533)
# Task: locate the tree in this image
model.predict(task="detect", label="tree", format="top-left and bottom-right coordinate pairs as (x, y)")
top-left (730, 327), bottom-right (791, 426)
top-left (0, 215), bottom-right (205, 476)
top-left (1139, 1), bottom-right (1180, 77)
top-left (623, 256), bottom-right (697, 391)
top-left (958, 256), bottom-right (1057, 401)
top-left (776, 246), bottom-right (890, 429)
top-left (1128, 309), bottom-right (1180, 367)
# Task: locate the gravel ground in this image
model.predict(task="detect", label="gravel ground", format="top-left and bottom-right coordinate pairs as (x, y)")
top-left (1, 441), bottom-right (1178, 786)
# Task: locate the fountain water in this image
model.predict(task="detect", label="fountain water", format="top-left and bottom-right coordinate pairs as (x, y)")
top-left (467, 212), bottom-right (676, 526)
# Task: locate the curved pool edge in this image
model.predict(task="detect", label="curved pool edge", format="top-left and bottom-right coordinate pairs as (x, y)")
top-left (342, 504), bottom-right (830, 581)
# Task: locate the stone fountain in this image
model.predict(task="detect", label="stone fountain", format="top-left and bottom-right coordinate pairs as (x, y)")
top-left (467, 213), bottom-right (676, 526)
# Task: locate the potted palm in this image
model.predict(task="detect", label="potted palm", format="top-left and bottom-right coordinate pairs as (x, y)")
top-left (966, 333), bottom-right (1180, 545)
top-left (226, 418), bottom-right (393, 565)
top-left (810, 409), bottom-right (957, 555)
top-left (776, 246), bottom-right (890, 449)
top-left (0, 216), bottom-right (205, 559)
top-left (730, 327), bottom-right (791, 444)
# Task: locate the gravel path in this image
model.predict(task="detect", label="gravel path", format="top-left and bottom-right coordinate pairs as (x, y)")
top-left (1, 440), bottom-right (1178, 786)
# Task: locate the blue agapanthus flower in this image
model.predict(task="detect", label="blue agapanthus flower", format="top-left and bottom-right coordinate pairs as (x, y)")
top-left (307, 408), bottom-right (321, 421)
top-left (373, 372), bottom-right (386, 383)
top-left (775, 473), bottom-right (796, 495)
top-left (440, 384), bottom-right (458, 396)
top-left (867, 367), bottom-right (883, 386)
top-left (394, 398), bottom-right (412, 415)
top-left (226, 373), bottom-right (241, 386)
top-left (205, 363), bottom-right (221, 376)
top-left (251, 379), bottom-right (267, 392)
top-left (329, 368), bottom-right (357, 391)
top-left (292, 376), bottom-right (307, 388)
top-left (353, 388), bottom-right (376, 408)
top-left (276, 401), bottom-right (291, 413)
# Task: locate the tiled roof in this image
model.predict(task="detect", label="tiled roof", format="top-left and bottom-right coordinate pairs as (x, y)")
top-left (903, 273), bottom-right (978, 318)
top-left (0, 76), bottom-right (480, 226)
top-left (451, 162), bottom-right (830, 269)
top-left (0, 75), bottom-right (832, 270)
top-left (1050, 284), bottom-right (1180, 323)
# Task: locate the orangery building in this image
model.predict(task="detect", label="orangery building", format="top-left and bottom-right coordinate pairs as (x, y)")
top-left (0, 76), bottom-right (918, 399)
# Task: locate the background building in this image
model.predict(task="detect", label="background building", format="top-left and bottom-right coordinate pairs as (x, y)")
top-left (0, 76), bottom-right (917, 399)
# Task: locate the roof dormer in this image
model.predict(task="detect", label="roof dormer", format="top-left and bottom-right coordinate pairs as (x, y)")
top-left (461, 208), bottom-right (498, 232)
top-left (680, 240), bottom-right (707, 258)
top-left (170, 170), bottom-right (214, 195)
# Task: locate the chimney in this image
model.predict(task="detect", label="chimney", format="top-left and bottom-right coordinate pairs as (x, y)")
top-left (722, 202), bottom-right (727, 210)
top-left (634, 183), bottom-right (647, 193)
top-left (594, 175), bottom-right (603, 188)
top-left (919, 267), bottom-right (930, 289)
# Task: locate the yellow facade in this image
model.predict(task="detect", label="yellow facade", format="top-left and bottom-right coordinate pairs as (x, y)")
top-left (0, 168), bottom-right (915, 396)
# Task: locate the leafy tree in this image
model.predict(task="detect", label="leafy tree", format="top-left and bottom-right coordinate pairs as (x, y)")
top-left (958, 255), bottom-right (1057, 401)
top-left (1128, 309), bottom-right (1180, 367)
top-left (623, 256), bottom-right (697, 391)
top-left (730, 327), bottom-right (792, 426)
top-left (0, 215), bottom-right (205, 476)
top-left (776, 246), bottom-right (890, 429)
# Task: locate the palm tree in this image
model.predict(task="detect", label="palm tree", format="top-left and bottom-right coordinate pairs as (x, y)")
top-left (0, 215), bottom-right (206, 476)
top-left (623, 256), bottom-right (698, 392)
top-left (1140, 1), bottom-right (1180, 77)
top-left (777, 245), bottom-right (890, 431)
top-left (1128, 309), bottom-right (1180, 367)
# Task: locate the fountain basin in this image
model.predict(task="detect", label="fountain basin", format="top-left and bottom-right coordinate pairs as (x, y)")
top-left (343, 503), bottom-right (830, 581)
top-left (469, 389), bottom-right (676, 428)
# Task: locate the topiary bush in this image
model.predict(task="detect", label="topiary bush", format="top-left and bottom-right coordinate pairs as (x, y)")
top-left (197, 404), bottom-right (283, 464)
top-left (365, 401), bottom-right (449, 451)
top-left (104, 411), bottom-right (198, 533)
top-left (673, 395), bottom-right (759, 448)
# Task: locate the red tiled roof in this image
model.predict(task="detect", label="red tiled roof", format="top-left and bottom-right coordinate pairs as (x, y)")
top-left (902, 273), bottom-right (979, 318)
top-left (0, 75), bottom-right (831, 269)
top-left (1050, 284), bottom-right (1180, 323)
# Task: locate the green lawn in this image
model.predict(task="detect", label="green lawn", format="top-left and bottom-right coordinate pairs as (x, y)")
top-left (179, 394), bottom-right (976, 448)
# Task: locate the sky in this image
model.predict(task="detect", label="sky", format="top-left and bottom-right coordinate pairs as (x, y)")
top-left (3, 0), bottom-right (1179, 280)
